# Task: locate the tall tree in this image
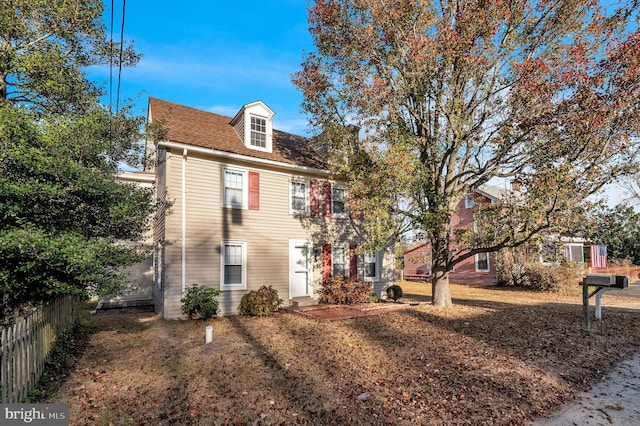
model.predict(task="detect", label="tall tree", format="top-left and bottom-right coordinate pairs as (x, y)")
top-left (0, 1), bottom-right (150, 320)
top-left (294, 0), bottom-right (640, 306)
top-left (584, 204), bottom-right (640, 265)
top-left (0, 0), bottom-right (139, 115)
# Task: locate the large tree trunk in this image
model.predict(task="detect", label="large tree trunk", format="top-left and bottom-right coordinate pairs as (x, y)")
top-left (431, 234), bottom-right (453, 307)
top-left (432, 267), bottom-right (452, 307)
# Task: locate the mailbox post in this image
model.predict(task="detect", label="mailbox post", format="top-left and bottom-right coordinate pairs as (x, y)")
top-left (580, 274), bottom-right (628, 329)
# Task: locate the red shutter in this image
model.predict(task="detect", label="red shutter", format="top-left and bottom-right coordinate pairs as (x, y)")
top-left (349, 195), bottom-right (363, 220)
top-left (349, 244), bottom-right (358, 279)
top-left (310, 180), bottom-right (319, 216)
top-left (322, 244), bottom-right (332, 283)
top-left (323, 182), bottom-right (332, 217)
top-left (249, 171), bottom-right (259, 210)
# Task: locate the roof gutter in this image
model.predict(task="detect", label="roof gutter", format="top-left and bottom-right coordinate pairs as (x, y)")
top-left (157, 140), bottom-right (330, 176)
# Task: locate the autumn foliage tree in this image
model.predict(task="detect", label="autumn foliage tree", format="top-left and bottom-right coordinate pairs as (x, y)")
top-left (293, 0), bottom-right (640, 306)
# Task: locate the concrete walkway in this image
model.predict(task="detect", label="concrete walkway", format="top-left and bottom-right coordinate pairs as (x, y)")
top-left (532, 284), bottom-right (640, 425)
top-left (532, 351), bottom-right (640, 425)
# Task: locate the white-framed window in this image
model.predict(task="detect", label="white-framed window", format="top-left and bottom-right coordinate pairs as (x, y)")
top-left (364, 252), bottom-right (380, 282)
top-left (224, 168), bottom-right (247, 208)
top-left (220, 241), bottom-right (247, 290)
top-left (290, 180), bottom-right (308, 214)
top-left (475, 252), bottom-right (490, 272)
top-left (332, 245), bottom-right (348, 277)
top-left (250, 115), bottom-right (267, 148)
top-left (332, 186), bottom-right (346, 216)
top-left (464, 193), bottom-right (475, 209)
top-left (564, 243), bottom-right (584, 263)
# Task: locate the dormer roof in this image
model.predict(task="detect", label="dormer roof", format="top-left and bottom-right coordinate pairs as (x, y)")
top-left (148, 97), bottom-right (326, 170)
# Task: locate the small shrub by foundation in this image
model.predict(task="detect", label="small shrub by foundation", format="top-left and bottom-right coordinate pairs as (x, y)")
top-left (181, 285), bottom-right (220, 320)
top-left (386, 284), bottom-right (404, 301)
top-left (239, 286), bottom-right (283, 316)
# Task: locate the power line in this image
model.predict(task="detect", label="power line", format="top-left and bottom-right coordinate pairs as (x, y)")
top-left (109, 0), bottom-right (114, 136)
top-left (115, 0), bottom-right (127, 115)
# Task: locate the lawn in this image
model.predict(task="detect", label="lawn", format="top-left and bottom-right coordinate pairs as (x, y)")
top-left (40, 282), bottom-right (640, 425)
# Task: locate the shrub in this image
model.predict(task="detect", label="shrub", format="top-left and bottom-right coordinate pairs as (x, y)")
top-left (386, 284), bottom-right (404, 301)
top-left (319, 276), bottom-right (372, 305)
top-left (522, 262), bottom-right (584, 294)
top-left (239, 286), bottom-right (283, 316)
top-left (181, 284), bottom-right (220, 320)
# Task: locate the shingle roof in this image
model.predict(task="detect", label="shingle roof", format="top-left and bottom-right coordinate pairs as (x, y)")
top-left (148, 97), bottom-right (326, 169)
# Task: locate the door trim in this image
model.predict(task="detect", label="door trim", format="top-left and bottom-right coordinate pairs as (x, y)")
top-left (289, 239), bottom-right (312, 298)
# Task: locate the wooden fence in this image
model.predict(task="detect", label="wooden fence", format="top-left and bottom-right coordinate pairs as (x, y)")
top-left (591, 266), bottom-right (640, 283)
top-left (0, 295), bottom-right (80, 403)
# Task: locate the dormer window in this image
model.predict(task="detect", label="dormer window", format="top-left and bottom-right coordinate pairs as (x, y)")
top-left (250, 115), bottom-right (267, 148)
top-left (231, 101), bottom-right (275, 154)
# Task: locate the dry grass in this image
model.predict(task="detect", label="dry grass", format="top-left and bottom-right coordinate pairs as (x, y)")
top-left (42, 283), bottom-right (640, 425)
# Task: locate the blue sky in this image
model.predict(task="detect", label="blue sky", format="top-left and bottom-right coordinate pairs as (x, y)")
top-left (94, 0), bottom-right (313, 136)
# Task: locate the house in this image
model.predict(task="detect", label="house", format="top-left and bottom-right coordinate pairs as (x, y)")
top-left (403, 185), bottom-right (505, 285)
top-left (142, 98), bottom-right (395, 318)
top-left (403, 184), bottom-right (592, 286)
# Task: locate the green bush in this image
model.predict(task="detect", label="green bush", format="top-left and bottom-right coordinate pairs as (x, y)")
top-left (386, 284), bottom-right (404, 301)
top-left (181, 285), bottom-right (220, 320)
top-left (319, 276), bottom-right (372, 305)
top-left (239, 286), bottom-right (283, 316)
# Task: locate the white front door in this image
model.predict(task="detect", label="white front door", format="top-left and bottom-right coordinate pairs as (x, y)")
top-left (290, 240), bottom-right (311, 298)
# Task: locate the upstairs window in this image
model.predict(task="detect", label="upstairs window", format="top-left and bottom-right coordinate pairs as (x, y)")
top-left (224, 169), bottom-right (245, 207)
top-left (332, 186), bottom-right (346, 216)
top-left (464, 194), bottom-right (475, 209)
top-left (290, 180), bottom-right (308, 214)
top-left (250, 115), bottom-right (267, 148)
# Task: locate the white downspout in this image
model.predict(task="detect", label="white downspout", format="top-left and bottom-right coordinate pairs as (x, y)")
top-left (182, 148), bottom-right (187, 295)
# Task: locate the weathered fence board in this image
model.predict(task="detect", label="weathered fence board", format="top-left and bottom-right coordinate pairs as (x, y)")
top-left (0, 296), bottom-right (80, 403)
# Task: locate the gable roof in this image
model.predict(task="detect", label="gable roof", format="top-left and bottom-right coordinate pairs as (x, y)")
top-left (476, 183), bottom-right (524, 204)
top-left (148, 97), bottom-right (326, 170)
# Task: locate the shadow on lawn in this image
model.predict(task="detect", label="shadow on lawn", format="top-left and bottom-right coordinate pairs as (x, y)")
top-left (224, 314), bottom-right (357, 424)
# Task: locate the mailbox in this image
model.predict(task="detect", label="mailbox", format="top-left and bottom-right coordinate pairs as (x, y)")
top-left (614, 275), bottom-right (629, 289)
top-left (583, 274), bottom-right (615, 286)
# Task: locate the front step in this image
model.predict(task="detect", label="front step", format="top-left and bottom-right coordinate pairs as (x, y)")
top-left (290, 297), bottom-right (318, 308)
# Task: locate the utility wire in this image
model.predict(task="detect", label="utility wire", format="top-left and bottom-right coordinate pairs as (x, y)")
top-left (109, 0), bottom-right (114, 136)
top-left (115, 0), bottom-right (127, 115)
top-left (109, 0), bottom-right (114, 114)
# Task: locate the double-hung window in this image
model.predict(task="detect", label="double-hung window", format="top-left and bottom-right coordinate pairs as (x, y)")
top-left (221, 241), bottom-right (247, 289)
top-left (332, 186), bottom-right (346, 216)
top-left (290, 180), bottom-right (308, 214)
top-left (250, 115), bottom-right (267, 148)
top-left (224, 169), bottom-right (246, 208)
top-left (475, 252), bottom-right (490, 272)
top-left (364, 252), bottom-right (380, 281)
top-left (332, 245), bottom-right (347, 277)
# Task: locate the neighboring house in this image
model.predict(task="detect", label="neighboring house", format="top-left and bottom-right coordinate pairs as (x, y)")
top-left (403, 184), bottom-right (592, 286)
top-left (403, 185), bottom-right (504, 285)
top-left (103, 170), bottom-right (155, 311)
top-left (144, 98), bottom-right (395, 318)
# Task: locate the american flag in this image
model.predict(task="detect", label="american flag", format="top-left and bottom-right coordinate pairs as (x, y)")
top-left (590, 245), bottom-right (608, 268)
